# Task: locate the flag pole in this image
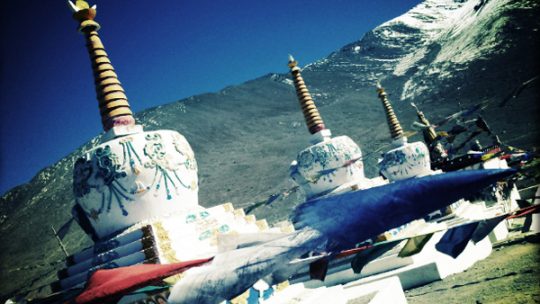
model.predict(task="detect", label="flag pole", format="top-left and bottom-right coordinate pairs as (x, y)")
top-left (51, 225), bottom-right (69, 257)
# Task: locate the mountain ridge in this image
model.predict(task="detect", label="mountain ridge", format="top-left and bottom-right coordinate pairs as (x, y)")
top-left (1, 0), bottom-right (539, 299)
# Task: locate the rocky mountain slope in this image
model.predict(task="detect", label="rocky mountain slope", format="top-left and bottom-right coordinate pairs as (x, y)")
top-left (1, 0), bottom-right (539, 299)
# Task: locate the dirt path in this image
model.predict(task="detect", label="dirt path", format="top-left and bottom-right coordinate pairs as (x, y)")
top-left (406, 235), bottom-right (540, 304)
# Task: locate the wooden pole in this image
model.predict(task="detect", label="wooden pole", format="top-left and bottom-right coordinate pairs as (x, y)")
top-left (51, 225), bottom-right (69, 258)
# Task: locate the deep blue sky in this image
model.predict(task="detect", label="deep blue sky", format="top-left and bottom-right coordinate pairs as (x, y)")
top-left (0, 0), bottom-right (420, 195)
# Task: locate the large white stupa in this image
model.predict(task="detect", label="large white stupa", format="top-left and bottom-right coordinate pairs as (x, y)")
top-left (51, 1), bottom-right (278, 296)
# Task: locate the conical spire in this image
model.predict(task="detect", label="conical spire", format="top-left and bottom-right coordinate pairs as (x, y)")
top-left (411, 102), bottom-right (447, 160)
top-left (411, 102), bottom-right (437, 143)
top-left (69, 0), bottom-right (135, 132)
top-left (376, 82), bottom-right (404, 141)
top-left (288, 55), bottom-right (326, 134)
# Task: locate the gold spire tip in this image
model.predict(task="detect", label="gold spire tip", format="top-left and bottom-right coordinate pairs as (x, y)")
top-left (288, 54), bottom-right (295, 63)
top-left (68, 0), bottom-right (99, 30)
top-left (68, 0), bottom-right (96, 13)
top-left (376, 81), bottom-right (386, 97)
top-left (288, 54), bottom-right (298, 69)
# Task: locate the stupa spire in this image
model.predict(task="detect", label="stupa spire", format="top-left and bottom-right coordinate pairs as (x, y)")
top-left (288, 55), bottom-right (326, 134)
top-left (375, 82), bottom-right (432, 181)
top-left (376, 81), bottom-right (404, 141)
top-left (411, 102), bottom-right (448, 160)
top-left (411, 102), bottom-right (437, 143)
top-left (69, 0), bottom-right (136, 132)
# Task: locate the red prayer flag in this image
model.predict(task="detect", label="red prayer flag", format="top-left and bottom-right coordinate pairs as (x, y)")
top-left (75, 257), bottom-right (213, 304)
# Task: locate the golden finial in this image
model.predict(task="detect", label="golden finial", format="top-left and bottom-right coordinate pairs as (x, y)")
top-left (376, 81), bottom-right (404, 141)
top-left (74, 0), bottom-right (90, 10)
top-left (68, 0), bottom-right (99, 31)
top-left (288, 55), bottom-right (326, 134)
top-left (288, 54), bottom-right (298, 69)
top-left (69, 0), bottom-right (136, 132)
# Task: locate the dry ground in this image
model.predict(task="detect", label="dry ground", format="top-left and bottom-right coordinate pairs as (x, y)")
top-left (406, 234), bottom-right (540, 304)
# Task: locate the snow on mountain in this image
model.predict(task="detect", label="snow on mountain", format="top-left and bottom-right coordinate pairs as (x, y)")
top-left (385, 0), bottom-right (534, 99)
top-left (331, 0), bottom-right (536, 101)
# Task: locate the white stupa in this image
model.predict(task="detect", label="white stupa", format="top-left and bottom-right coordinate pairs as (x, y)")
top-left (286, 55), bottom-right (379, 200)
top-left (52, 1), bottom-right (280, 295)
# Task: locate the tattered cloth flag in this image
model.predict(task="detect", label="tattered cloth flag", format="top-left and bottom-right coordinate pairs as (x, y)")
top-left (435, 223), bottom-right (480, 258)
top-left (435, 215), bottom-right (511, 258)
top-left (398, 233), bottom-right (434, 258)
top-left (75, 257), bottom-right (213, 304)
top-left (397, 216), bottom-right (505, 259)
top-left (56, 217), bottom-right (75, 240)
top-left (351, 240), bottom-right (402, 274)
top-left (293, 169), bottom-right (515, 250)
top-left (470, 215), bottom-right (507, 243)
top-left (434, 101), bottom-right (489, 128)
top-left (435, 205), bottom-right (540, 258)
top-left (309, 257), bottom-right (330, 281)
